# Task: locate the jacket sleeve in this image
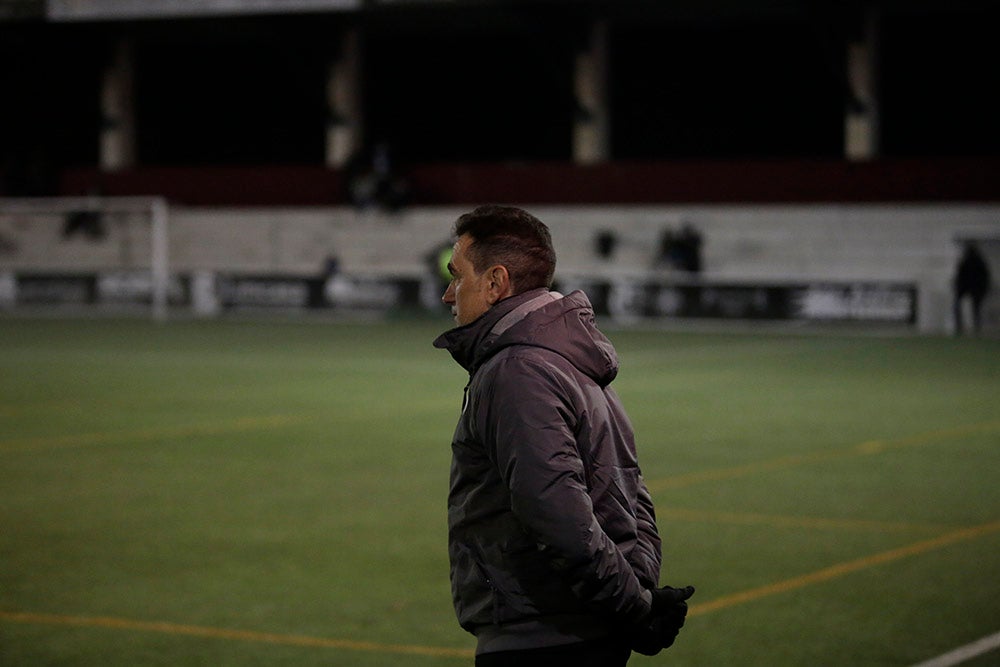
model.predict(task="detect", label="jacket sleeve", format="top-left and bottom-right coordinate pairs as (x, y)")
top-left (605, 388), bottom-right (663, 587)
top-left (633, 474), bottom-right (663, 588)
top-left (479, 353), bottom-right (653, 622)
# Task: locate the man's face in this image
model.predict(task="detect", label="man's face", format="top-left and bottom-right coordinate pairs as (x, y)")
top-left (442, 234), bottom-right (493, 325)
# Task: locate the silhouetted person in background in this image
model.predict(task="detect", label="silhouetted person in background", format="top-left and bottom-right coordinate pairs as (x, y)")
top-left (657, 224), bottom-right (702, 273)
top-left (344, 141), bottom-right (410, 212)
top-left (953, 242), bottom-right (991, 335)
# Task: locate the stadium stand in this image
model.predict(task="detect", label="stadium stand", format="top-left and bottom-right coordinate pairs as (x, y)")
top-left (1, 1), bottom-right (998, 332)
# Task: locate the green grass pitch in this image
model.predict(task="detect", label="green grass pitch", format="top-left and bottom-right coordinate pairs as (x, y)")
top-left (1, 315), bottom-right (998, 666)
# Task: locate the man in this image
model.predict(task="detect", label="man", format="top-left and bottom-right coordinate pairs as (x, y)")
top-left (953, 242), bottom-right (992, 335)
top-left (433, 205), bottom-right (694, 666)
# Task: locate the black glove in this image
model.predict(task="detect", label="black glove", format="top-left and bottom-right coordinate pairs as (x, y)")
top-left (630, 585), bottom-right (695, 656)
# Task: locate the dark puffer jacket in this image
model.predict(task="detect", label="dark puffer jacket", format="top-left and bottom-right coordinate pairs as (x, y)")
top-left (433, 289), bottom-right (662, 655)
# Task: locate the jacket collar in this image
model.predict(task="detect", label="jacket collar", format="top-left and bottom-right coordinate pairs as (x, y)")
top-left (433, 288), bottom-right (554, 373)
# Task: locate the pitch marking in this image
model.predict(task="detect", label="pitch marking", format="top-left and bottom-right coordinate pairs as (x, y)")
top-left (0, 414), bottom-right (308, 453)
top-left (0, 611), bottom-right (474, 660)
top-left (689, 519), bottom-right (1000, 617)
top-left (657, 507), bottom-right (948, 534)
top-left (3, 522), bottom-right (997, 657)
top-left (647, 419), bottom-right (1000, 493)
top-left (908, 630), bottom-right (1000, 667)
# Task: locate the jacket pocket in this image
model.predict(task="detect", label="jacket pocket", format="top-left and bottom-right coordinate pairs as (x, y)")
top-left (454, 533), bottom-right (582, 629)
top-left (451, 541), bottom-right (498, 630)
top-left (485, 539), bottom-right (583, 622)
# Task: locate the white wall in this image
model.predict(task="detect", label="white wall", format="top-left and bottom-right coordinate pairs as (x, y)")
top-left (3, 202), bottom-right (999, 332)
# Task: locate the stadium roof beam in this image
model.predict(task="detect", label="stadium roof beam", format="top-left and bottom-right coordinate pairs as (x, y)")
top-left (46, 0), bottom-right (361, 22)
top-left (572, 19), bottom-right (609, 165)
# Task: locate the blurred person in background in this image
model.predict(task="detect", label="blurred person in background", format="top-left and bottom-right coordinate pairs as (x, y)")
top-left (433, 205), bottom-right (694, 666)
top-left (953, 241), bottom-right (991, 335)
top-left (344, 140), bottom-right (410, 212)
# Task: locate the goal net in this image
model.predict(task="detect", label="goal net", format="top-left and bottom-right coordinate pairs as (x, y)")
top-left (0, 196), bottom-right (171, 320)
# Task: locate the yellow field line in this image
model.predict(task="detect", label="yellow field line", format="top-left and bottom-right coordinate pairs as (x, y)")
top-left (0, 414), bottom-right (309, 454)
top-left (0, 611), bottom-right (475, 660)
top-left (657, 507), bottom-right (948, 534)
top-left (4, 522), bottom-right (998, 656)
top-left (853, 419), bottom-right (1000, 453)
top-left (647, 419), bottom-right (1000, 493)
top-left (689, 519), bottom-right (1000, 617)
top-left (647, 450), bottom-right (843, 492)
top-left (4, 421), bottom-right (997, 655)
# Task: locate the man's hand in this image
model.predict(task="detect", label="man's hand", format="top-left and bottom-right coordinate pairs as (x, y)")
top-left (630, 585), bottom-right (696, 656)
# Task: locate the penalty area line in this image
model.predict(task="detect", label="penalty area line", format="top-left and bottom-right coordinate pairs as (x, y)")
top-left (0, 611), bottom-right (474, 660)
top-left (689, 520), bottom-right (1000, 617)
top-left (909, 630), bottom-right (1000, 667)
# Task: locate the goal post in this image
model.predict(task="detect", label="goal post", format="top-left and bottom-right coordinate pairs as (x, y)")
top-left (0, 196), bottom-right (171, 321)
top-left (149, 197), bottom-right (169, 321)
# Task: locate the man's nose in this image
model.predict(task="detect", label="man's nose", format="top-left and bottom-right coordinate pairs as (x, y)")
top-left (442, 283), bottom-right (455, 304)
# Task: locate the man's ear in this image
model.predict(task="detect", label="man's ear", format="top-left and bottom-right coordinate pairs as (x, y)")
top-left (486, 265), bottom-right (513, 303)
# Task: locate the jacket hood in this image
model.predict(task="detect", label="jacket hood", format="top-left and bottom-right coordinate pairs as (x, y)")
top-left (433, 289), bottom-right (619, 386)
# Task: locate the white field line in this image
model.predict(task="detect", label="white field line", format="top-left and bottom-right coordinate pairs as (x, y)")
top-left (909, 631), bottom-right (1000, 667)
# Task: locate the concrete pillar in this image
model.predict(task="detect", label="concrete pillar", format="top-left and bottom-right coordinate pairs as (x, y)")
top-left (573, 20), bottom-right (609, 164)
top-left (100, 39), bottom-right (136, 172)
top-left (326, 28), bottom-right (362, 168)
top-left (845, 11), bottom-right (880, 161)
